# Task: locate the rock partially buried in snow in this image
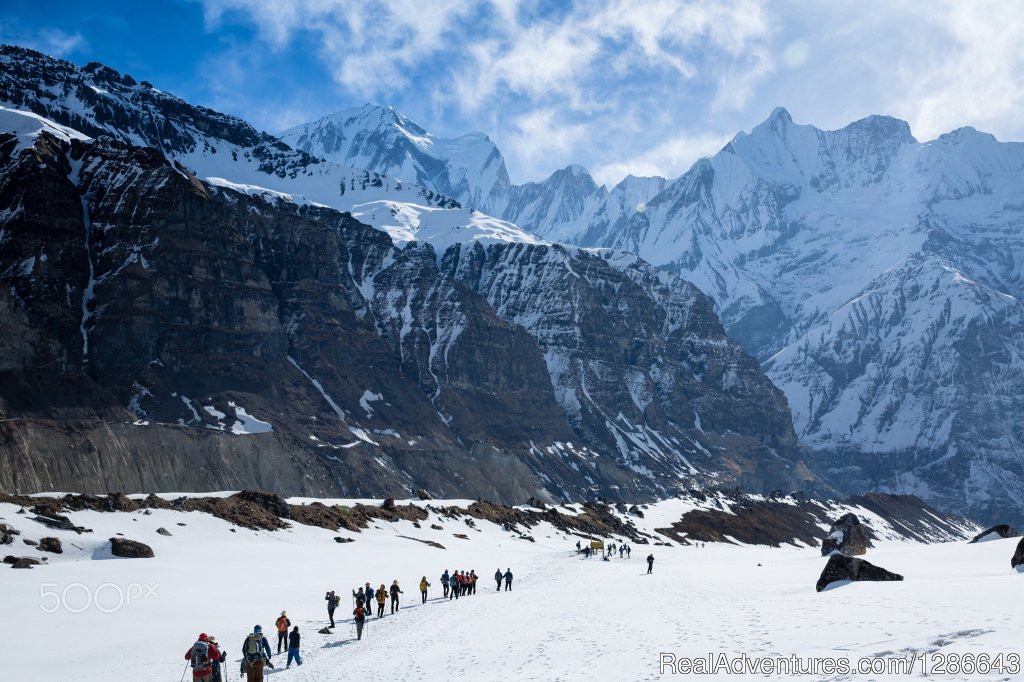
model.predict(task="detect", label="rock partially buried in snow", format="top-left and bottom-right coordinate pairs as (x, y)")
top-left (970, 524), bottom-right (1021, 543)
top-left (38, 537), bottom-right (62, 554)
top-left (156, 527), bottom-right (172, 537)
top-left (109, 538), bottom-right (155, 559)
top-left (0, 522), bottom-right (18, 545)
top-left (820, 513), bottom-right (871, 556)
top-left (1012, 538), bottom-right (1024, 571)
top-left (382, 497), bottom-right (396, 511)
top-left (815, 555), bottom-right (903, 592)
top-left (415, 489), bottom-right (432, 501)
top-left (4, 555), bottom-right (41, 569)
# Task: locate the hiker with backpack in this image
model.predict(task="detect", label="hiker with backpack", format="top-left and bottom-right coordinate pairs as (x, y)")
top-left (184, 633), bottom-right (221, 682)
top-left (449, 571), bottom-right (458, 600)
top-left (275, 611), bottom-right (291, 654)
top-left (503, 568), bottom-right (513, 591)
top-left (469, 570), bottom-right (478, 594)
top-left (208, 636), bottom-right (224, 682)
top-left (325, 590), bottom-right (340, 628)
top-left (419, 576), bottom-right (430, 604)
top-left (390, 579), bottom-right (404, 613)
top-left (286, 626), bottom-right (302, 668)
top-left (353, 601), bottom-right (367, 640)
top-left (441, 569), bottom-right (450, 598)
top-left (494, 568), bottom-right (502, 591)
top-left (647, 553), bottom-right (654, 574)
top-left (241, 626), bottom-right (272, 682)
top-left (375, 583), bottom-right (388, 618)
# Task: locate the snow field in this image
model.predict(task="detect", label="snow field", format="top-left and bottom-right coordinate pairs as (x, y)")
top-left (1, 499), bottom-right (1020, 681)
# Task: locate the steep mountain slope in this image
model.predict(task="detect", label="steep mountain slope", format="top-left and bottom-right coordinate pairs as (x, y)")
top-left (302, 102), bottom-right (1024, 524)
top-left (0, 96), bottom-right (815, 503)
top-left (280, 104), bottom-right (668, 244)
top-left (0, 45), bottom-right (544, 251)
top-left (599, 109), bottom-right (1024, 524)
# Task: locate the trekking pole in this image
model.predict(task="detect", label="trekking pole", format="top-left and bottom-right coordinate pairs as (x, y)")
top-left (179, 661), bottom-right (188, 682)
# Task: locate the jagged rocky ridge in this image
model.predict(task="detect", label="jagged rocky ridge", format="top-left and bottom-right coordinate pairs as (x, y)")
top-left (0, 95), bottom-right (813, 503)
top-left (284, 103), bottom-right (1024, 526)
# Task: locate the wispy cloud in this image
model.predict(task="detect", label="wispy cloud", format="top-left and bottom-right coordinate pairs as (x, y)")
top-left (0, 25), bottom-right (86, 57)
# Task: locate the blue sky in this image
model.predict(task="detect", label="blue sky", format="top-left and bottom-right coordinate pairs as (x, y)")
top-left (4, 1), bottom-right (1024, 186)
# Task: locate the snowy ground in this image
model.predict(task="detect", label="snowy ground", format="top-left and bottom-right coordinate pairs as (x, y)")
top-left (1, 497), bottom-right (1021, 681)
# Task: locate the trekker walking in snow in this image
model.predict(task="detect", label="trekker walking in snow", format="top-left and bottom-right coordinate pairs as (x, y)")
top-left (503, 568), bottom-right (513, 591)
top-left (576, 540), bottom-right (581, 552)
top-left (647, 554), bottom-right (654, 574)
top-left (275, 611), bottom-right (291, 654)
top-left (375, 584), bottom-right (388, 618)
top-left (184, 632), bottom-right (221, 682)
top-left (390, 580), bottom-right (404, 613)
top-left (352, 587), bottom-right (366, 610)
top-left (420, 576), bottom-right (431, 604)
top-left (325, 590), bottom-right (340, 628)
top-left (241, 625), bottom-right (272, 682)
top-left (494, 568), bottom-right (502, 591)
top-left (208, 636), bottom-right (224, 682)
top-left (286, 626), bottom-right (303, 668)
top-left (353, 602), bottom-right (367, 640)
top-left (441, 569), bottom-right (450, 598)
top-left (626, 545), bottom-right (631, 558)
top-left (460, 571), bottom-right (469, 596)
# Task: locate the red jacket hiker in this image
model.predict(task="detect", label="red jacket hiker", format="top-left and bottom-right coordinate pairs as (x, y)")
top-left (184, 633), bottom-right (221, 677)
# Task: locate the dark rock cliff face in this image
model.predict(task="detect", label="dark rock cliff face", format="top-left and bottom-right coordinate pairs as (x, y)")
top-left (0, 126), bottom-right (818, 502)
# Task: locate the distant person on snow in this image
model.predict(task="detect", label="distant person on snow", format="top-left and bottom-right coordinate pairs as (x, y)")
top-left (460, 571), bottom-right (469, 596)
top-left (390, 580), bottom-right (404, 613)
top-left (441, 569), bottom-right (450, 598)
top-left (470, 570), bottom-right (478, 595)
top-left (286, 626), bottom-right (302, 668)
top-left (184, 632), bottom-right (221, 682)
top-left (494, 568), bottom-right (502, 591)
top-left (619, 544), bottom-right (624, 558)
top-left (420, 576), bottom-right (431, 604)
top-left (325, 590), bottom-right (340, 628)
top-left (275, 611), bottom-right (291, 654)
top-left (449, 571), bottom-right (459, 600)
top-left (375, 584), bottom-right (388, 618)
top-left (352, 587), bottom-right (366, 610)
top-left (576, 540), bottom-right (581, 552)
top-left (503, 568), bottom-right (513, 591)
top-left (353, 602), bottom-right (367, 640)
top-left (647, 554), bottom-right (654, 574)
top-left (241, 625), bottom-right (272, 682)
top-left (626, 545), bottom-right (631, 558)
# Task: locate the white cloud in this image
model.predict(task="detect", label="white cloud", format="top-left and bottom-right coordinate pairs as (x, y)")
top-left (194, 0), bottom-right (1024, 185)
top-left (0, 26), bottom-right (86, 57)
top-left (590, 132), bottom-right (732, 186)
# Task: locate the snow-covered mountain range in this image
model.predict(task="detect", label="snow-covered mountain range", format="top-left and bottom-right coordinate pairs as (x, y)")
top-left (283, 103), bottom-right (1024, 525)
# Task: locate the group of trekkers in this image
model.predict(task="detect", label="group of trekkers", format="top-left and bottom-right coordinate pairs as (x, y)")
top-left (575, 539), bottom-right (633, 559)
top-left (184, 611), bottom-right (304, 682)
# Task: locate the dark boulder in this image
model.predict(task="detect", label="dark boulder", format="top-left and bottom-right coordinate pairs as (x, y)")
top-left (31, 514), bottom-right (90, 533)
top-left (382, 497), bottom-right (396, 511)
top-left (22, 538), bottom-right (37, 546)
top-left (333, 536), bottom-right (354, 544)
top-left (0, 522), bottom-right (18, 545)
top-left (628, 505), bottom-right (645, 518)
top-left (156, 527), bottom-right (172, 536)
top-left (415, 489), bottom-right (432, 501)
top-left (816, 554), bottom-right (903, 592)
top-left (970, 524), bottom-right (1021, 543)
top-left (38, 537), bottom-right (62, 554)
top-left (109, 538), bottom-right (154, 558)
top-left (4, 555), bottom-right (41, 568)
top-left (1012, 538), bottom-right (1024, 571)
top-left (820, 513), bottom-right (871, 556)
